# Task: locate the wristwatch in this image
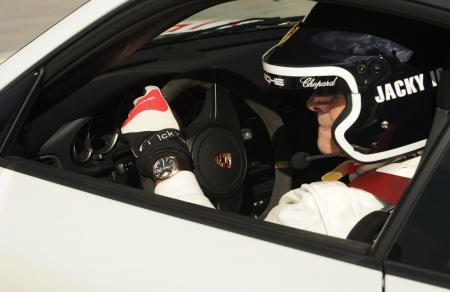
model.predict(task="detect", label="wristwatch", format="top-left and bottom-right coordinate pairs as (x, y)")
top-left (151, 156), bottom-right (181, 180)
top-left (133, 129), bottom-right (192, 180)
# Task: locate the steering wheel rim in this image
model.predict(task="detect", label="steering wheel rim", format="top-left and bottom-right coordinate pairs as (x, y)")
top-left (162, 69), bottom-right (292, 216)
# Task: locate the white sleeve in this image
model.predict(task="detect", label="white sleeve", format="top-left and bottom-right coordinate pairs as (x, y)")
top-left (154, 171), bottom-right (215, 208)
top-left (265, 181), bottom-right (386, 238)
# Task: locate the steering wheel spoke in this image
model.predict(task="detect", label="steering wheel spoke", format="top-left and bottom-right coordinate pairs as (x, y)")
top-left (205, 83), bottom-right (241, 130)
top-left (215, 187), bottom-right (244, 212)
top-left (184, 82), bottom-right (241, 139)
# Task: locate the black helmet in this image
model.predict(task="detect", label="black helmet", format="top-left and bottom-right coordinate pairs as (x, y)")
top-left (262, 3), bottom-right (448, 163)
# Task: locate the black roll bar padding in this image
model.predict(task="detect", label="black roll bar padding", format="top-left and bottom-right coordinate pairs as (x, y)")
top-left (421, 54), bottom-right (450, 164)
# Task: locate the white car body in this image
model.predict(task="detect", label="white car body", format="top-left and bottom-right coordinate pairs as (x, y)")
top-left (0, 168), bottom-right (380, 292)
top-left (0, 0), bottom-right (448, 291)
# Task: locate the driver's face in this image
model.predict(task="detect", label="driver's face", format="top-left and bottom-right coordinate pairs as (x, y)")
top-left (306, 93), bottom-right (346, 154)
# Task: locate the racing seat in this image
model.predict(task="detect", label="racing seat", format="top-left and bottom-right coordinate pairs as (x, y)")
top-left (346, 170), bottom-right (410, 243)
top-left (346, 207), bottom-right (393, 243)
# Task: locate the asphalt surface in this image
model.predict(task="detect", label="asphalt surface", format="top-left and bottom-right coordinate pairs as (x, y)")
top-left (0, 0), bottom-right (314, 62)
top-left (0, 0), bottom-right (88, 62)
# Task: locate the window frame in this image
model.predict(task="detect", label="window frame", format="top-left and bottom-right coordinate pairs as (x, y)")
top-left (376, 106), bottom-right (450, 289)
top-left (1, 0), bottom-right (450, 280)
top-left (0, 69), bottom-right (43, 152)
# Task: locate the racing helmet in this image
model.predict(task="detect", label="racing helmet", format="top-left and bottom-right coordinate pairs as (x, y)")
top-left (262, 3), bottom-right (447, 163)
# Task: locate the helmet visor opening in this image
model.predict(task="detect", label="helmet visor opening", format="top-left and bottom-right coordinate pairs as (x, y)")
top-left (309, 30), bottom-right (413, 62)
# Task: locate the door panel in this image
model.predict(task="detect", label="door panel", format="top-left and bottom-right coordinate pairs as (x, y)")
top-left (0, 167), bottom-right (382, 292)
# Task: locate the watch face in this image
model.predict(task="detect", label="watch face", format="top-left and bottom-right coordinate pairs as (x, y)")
top-left (152, 156), bottom-right (177, 180)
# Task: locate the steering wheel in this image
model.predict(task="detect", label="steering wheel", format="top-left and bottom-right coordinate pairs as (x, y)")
top-left (161, 69), bottom-right (292, 215)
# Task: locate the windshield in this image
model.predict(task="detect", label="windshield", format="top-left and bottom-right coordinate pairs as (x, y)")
top-left (161, 0), bottom-right (316, 36)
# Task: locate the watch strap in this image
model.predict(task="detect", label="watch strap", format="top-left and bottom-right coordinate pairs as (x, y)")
top-left (135, 138), bottom-right (192, 178)
top-left (138, 129), bottom-right (184, 155)
top-left (125, 129), bottom-right (184, 157)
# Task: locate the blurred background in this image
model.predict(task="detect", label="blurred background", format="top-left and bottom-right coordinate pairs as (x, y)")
top-left (0, 0), bottom-right (314, 62)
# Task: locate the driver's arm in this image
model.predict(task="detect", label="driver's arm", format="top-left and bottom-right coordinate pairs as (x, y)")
top-left (120, 85), bottom-right (384, 238)
top-left (155, 170), bottom-right (214, 207)
top-left (121, 85), bottom-right (214, 208)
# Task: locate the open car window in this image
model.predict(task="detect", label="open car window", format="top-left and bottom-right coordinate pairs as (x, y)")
top-left (1, 2), bottom-right (449, 286)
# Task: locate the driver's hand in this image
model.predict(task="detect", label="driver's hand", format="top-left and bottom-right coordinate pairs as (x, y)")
top-left (121, 85), bottom-right (191, 179)
top-left (121, 86), bottom-right (214, 208)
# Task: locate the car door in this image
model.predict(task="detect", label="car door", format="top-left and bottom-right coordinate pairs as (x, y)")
top-left (0, 1), bottom-right (386, 291)
top-left (0, 163), bottom-right (384, 292)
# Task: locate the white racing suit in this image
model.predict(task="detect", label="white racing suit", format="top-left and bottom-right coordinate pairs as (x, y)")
top-left (155, 156), bottom-right (420, 239)
top-left (122, 85), bottom-right (417, 238)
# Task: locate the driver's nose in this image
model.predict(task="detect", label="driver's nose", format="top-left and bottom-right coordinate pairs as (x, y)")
top-left (306, 94), bottom-right (336, 113)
